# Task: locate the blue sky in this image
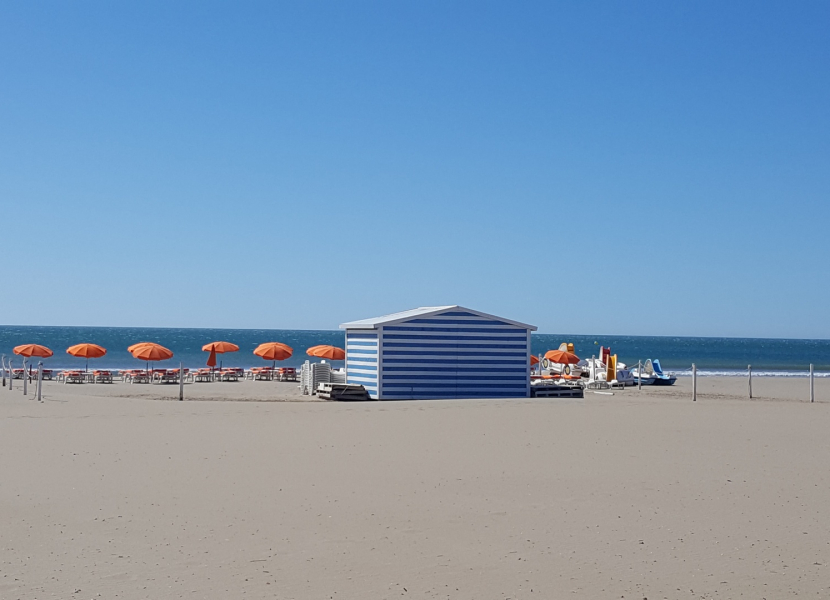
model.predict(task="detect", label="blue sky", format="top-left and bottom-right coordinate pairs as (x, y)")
top-left (1, 1), bottom-right (828, 337)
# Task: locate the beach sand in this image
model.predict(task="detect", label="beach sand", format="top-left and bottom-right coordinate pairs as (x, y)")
top-left (1, 377), bottom-right (829, 598)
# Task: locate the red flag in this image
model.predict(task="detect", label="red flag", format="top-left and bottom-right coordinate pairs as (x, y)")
top-left (207, 347), bottom-right (217, 367)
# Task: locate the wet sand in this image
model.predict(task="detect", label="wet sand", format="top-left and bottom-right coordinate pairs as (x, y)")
top-left (1, 377), bottom-right (828, 599)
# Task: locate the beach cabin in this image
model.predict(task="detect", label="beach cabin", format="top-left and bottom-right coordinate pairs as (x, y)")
top-left (340, 306), bottom-right (537, 400)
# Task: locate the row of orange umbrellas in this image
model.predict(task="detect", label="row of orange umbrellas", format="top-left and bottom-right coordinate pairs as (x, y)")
top-left (13, 342), bottom-right (565, 363)
top-left (8, 342), bottom-right (346, 368)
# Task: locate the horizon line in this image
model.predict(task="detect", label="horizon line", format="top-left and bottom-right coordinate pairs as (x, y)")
top-left (0, 323), bottom-right (828, 343)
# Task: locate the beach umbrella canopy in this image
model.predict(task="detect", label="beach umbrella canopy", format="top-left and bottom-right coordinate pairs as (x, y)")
top-left (530, 355), bottom-right (540, 366)
top-left (307, 345), bottom-right (346, 360)
top-left (67, 343), bottom-right (107, 359)
top-left (254, 342), bottom-right (293, 362)
top-left (206, 347), bottom-right (217, 368)
top-left (13, 344), bottom-right (54, 358)
top-left (544, 349), bottom-right (580, 364)
top-left (202, 341), bottom-right (239, 353)
top-left (67, 343), bottom-right (107, 372)
top-left (128, 342), bottom-right (155, 353)
top-left (130, 343), bottom-right (173, 362)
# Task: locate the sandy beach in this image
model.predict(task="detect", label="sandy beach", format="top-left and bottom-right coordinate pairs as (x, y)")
top-left (2, 377), bottom-right (829, 599)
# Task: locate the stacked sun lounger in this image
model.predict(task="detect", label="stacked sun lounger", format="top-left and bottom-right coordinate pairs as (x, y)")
top-left (316, 382), bottom-right (370, 401)
top-left (301, 361), bottom-right (331, 395)
top-left (531, 381), bottom-right (584, 398)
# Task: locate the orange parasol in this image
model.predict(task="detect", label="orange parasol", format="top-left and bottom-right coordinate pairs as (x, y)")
top-left (530, 355), bottom-right (540, 365)
top-left (544, 349), bottom-right (580, 364)
top-left (130, 343), bottom-right (173, 372)
top-left (67, 343), bottom-right (107, 358)
top-left (254, 342), bottom-right (293, 370)
top-left (203, 341), bottom-right (238, 371)
top-left (307, 345), bottom-right (345, 361)
top-left (13, 344), bottom-right (54, 358)
top-left (254, 342), bottom-right (293, 361)
top-left (202, 341), bottom-right (239, 353)
top-left (128, 342), bottom-right (155, 353)
top-left (67, 343), bottom-right (107, 372)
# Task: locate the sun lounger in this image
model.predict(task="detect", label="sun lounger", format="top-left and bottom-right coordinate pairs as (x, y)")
top-left (94, 370), bottom-right (113, 383)
top-left (62, 371), bottom-right (84, 384)
top-left (127, 370), bottom-right (150, 384)
top-left (218, 369), bottom-right (239, 382)
top-left (248, 367), bottom-right (273, 381)
top-left (193, 368), bottom-right (213, 382)
top-left (153, 370), bottom-right (179, 384)
top-left (279, 367), bottom-right (297, 382)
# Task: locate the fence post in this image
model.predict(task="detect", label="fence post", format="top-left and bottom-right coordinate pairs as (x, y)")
top-left (8, 358), bottom-right (12, 391)
top-left (692, 363), bottom-right (696, 401)
top-left (748, 365), bottom-right (752, 399)
top-left (1, 355), bottom-right (5, 387)
top-left (637, 360), bottom-right (642, 390)
top-left (810, 364), bottom-right (814, 403)
top-left (37, 362), bottom-right (43, 402)
top-left (179, 361), bottom-right (184, 401)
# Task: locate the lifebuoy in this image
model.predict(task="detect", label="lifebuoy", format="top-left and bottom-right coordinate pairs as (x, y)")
top-left (563, 365), bottom-right (571, 376)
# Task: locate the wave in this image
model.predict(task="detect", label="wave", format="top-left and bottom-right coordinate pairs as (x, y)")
top-left (672, 369), bottom-right (830, 378)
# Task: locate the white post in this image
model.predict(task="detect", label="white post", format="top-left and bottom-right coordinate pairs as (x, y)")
top-left (8, 358), bottom-right (12, 391)
top-left (637, 360), bottom-right (642, 390)
top-left (692, 363), bottom-right (697, 402)
top-left (810, 364), bottom-right (814, 403)
top-left (1, 355), bottom-right (5, 387)
top-left (22, 358), bottom-right (27, 396)
top-left (590, 355), bottom-right (596, 382)
top-left (179, 361), bottom-right (184, 401)
top-left (748, 365), bottom-right (752, 399)
top-left (36, 362), bottom-right (43, 402)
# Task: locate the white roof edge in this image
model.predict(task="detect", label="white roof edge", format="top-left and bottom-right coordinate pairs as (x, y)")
top-left (340, 305), bottom-right (537, 331)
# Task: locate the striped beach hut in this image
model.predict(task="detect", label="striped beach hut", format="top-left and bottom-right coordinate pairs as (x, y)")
top-left (340, 306), bottom-right (537, 400)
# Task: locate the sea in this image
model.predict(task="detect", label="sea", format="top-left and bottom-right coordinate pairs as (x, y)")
top-left (1, 326), bottom-right (829, 376)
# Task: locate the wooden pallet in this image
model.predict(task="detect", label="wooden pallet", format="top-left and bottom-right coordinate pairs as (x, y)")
top-left (531, 384), bottom-right (584, 399)
top-left (316, 383), bottom-right (371, 401)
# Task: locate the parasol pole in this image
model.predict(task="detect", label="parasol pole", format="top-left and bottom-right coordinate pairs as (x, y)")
top-left (179, 361), bottom-right (184, 401)
top-left (22, 357), bottom-right (27, 396)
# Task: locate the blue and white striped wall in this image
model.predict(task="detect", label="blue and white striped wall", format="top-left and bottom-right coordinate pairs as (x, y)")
top-left (343, 307), bottom-right (535, 400)
top-left (345, 330), bottom-right (379, 398)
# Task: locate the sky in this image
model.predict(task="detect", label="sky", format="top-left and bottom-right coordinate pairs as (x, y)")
top-left (0, 1), bottom-right (828, 337)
